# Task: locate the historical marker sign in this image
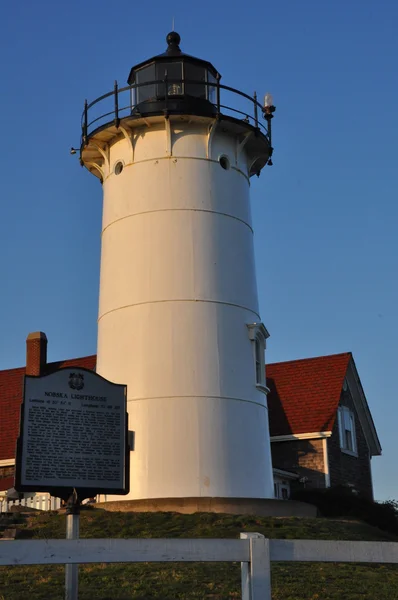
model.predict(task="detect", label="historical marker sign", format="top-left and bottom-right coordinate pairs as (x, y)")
top-left (15, 367), bottom-right (129, 500)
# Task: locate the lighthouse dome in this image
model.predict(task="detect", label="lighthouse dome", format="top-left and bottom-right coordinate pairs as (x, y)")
top-left (127, 32), bottom-right (220, 118)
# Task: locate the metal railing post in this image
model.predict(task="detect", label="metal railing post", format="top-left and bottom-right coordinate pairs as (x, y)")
top-left (82, 99), bottom-right (88, 146)
top-left (240, 533), bottom-right (271, 600)
top-left (216, 73), bottom-right (221, 115)
top-left (114, 80), bottom-right (120, 128)
top-left (267, 117), bottom-right (272, 147)
top-left (164, 72), bottom-right (168, 115)
top-left (264, 112), bottom-right (274, 165)
top-left (253, 91), bottom-right (258, 128)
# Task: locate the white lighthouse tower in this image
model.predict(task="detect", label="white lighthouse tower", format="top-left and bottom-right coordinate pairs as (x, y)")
top-left (80, 33), bottom-right (275, 502)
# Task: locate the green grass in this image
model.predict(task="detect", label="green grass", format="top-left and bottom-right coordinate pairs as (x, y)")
top-left (1, 509), bottom-right (398, 599)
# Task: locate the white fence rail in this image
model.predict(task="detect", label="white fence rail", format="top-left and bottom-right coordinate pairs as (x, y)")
top-left (1, 533), bottom-right (398, 600)
top-left (0, 495), bottom-right (61, 513)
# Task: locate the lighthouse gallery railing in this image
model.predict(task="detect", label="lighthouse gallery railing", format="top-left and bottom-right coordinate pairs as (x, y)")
top-left (80, 79), bottom-right (271, 147)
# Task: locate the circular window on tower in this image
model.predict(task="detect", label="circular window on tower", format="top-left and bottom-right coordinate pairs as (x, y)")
top-left (114, 161), bottom-right (124, 175)
top-left (219, 155), bottom-right (230, 170)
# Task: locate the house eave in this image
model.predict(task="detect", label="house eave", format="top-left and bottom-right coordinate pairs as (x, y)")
top-left (273, 468), bottom-right (299, 480)
top-left (346, 357), bottom-right (382, 456)
top-left (270, 431), bottom-right (332, 442)
top-left (0, 458), bottom-right (15, 467)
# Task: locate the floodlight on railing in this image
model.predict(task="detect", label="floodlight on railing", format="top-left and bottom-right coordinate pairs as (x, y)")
top-left (263, 92), bottom-right (274, 108)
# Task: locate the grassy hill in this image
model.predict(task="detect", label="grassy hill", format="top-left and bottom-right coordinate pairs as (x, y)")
top-left (1, 508), bottom-right (398, 599)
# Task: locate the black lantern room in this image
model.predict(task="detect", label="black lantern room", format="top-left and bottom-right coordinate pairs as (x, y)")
top-left (127, 32), bottom-right (220, 118)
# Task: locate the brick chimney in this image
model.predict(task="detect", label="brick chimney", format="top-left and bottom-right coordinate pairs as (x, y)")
top-left (26, 332), bottom-right (48, 376)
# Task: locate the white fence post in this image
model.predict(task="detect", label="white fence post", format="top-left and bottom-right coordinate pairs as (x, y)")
top-left (240, 533), bottom-right (271, 600)
top-left (240, 533), bottom-right (250, 600)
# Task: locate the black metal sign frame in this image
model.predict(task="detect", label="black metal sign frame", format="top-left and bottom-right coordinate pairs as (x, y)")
top-left (15, 367), bottom-right (130, 503)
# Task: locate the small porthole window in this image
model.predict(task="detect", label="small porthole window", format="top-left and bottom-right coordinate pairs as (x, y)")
top-left (114, 161), bottom-right (124, 175)
top-left (219, 155), bottom-right (230, 170)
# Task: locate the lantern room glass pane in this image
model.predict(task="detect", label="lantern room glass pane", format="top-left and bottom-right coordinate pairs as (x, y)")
top-left (135, 63), bottom-right (156, 104)
top-left (185, 63), bottom-right (206, 99)
top-left (207, 72), bottom-right (217, 103)
top-left (156, 62), bottom-right (183, 96)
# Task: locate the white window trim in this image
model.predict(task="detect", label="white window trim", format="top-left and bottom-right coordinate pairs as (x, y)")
top-left (271, 431), bottom-right (332, 442)
top-left (273, 476), bottom-right (291, 500)
top-left (247, 322), bottom-right (270, 394)
top-left (323, 438), bottom-right (331, 487)
top-left (273, 468), bottom-right (299, 480)
top-left (337, 405), bottom-right (358, 456)
top-left (0, 459), bottom-right (15, 467)
top-left (341, 448), bottom-right (358, 457)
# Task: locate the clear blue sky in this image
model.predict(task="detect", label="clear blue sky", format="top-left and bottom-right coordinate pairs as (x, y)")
top-left (0, 0), bottom-right (397, 501)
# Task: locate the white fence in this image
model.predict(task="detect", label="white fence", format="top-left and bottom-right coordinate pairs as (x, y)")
top-left (1, 533), bottom-right (398, 599)
top-left (0, 495), bottom-right (61, 513)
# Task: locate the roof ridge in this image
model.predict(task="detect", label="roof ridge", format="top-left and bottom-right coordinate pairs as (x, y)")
top-left (268, 351), bottom-right (352, 367)
top-left (48, 354), bottom-right (97, 365)
top-left (0, 365), bottom-right (26, 376)
top-left (0, 353), bottom-right (97, 375)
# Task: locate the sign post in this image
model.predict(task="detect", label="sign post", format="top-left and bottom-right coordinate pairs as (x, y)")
top-left (14, 367), bottom-right (129, 600)
top-left (65, 489), bottom-right (80, 600)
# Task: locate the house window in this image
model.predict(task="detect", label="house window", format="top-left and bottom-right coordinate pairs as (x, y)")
top-left (274, 479), bottom-right (290, 500)
top-left (337, 406), bottom-right (357, 454)
top-left (246, 323), bottom-right (270, 392)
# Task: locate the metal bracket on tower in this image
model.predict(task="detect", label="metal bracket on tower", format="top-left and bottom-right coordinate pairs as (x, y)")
top-left (89, 142), bottom-right (110, 173)
top-left (206, 120), bottom-right (219, 160)
top-left (164, 117), bottom-right (172, 156)
top-left (85, 161), bottom-right (105, 180)
top-left (236, 132), bottom-right (254, 171)
top-left (237, 132), bottom-right (254, 155)
top-left (119, 126), bottom-right (135, 164)
top-left (247, 155), bottom-right (264, 178)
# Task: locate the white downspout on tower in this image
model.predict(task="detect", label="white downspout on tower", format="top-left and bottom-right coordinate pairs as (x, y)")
top-left (80, 32), bottom-right (275, 502)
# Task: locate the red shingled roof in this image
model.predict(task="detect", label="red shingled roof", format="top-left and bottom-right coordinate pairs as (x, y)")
top-left (0, 351), bottom-right (353, 461)
top-left (0, 355), bottom-right (96, 461)
top-left (267, 352), bottom-right (351, 437)
top-left (0, 477), bottom-right (14, 492)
